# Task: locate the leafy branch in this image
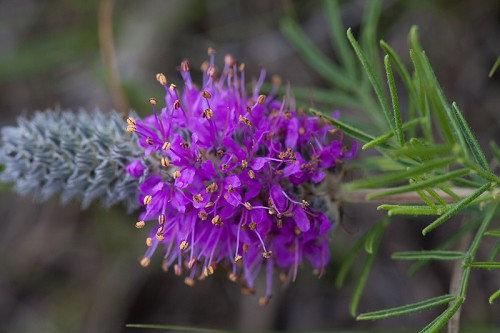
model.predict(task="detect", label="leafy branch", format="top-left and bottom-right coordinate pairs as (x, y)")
top-left (280, 0), bottom-right (499, 331)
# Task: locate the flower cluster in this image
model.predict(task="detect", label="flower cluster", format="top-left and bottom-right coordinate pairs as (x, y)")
top-left (126, 49), bottom-right (357, 304)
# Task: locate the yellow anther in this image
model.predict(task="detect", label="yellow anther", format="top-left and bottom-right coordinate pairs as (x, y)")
top-left (202, 91), bottom-right (212, 99)
top-left (212, 215), bottom-right (223, 226)
top-left (135, 221), bottom-right (145, 229)
top-left (143, 195), bottom-right (152, 205)
top-left (149, 98), bottom-right (157, 105)
top-left (234, 255), bottom-right (242, 262)
top-left (205, 182), bottom-right (218, 193)
top-left (249, 221), bottom-right (257, 231)
top-left (198, 211), bottom-right (208, 221)
top-left (262, 251), bottom-right (272, 259)
top-left (169, 83), bottom-right (177, 91)
top-left (140, 257), bottom-right (150, 267)
top-left (180, 240), bottom-right (189, 250)
top-left (158, 214), bottom-right (166, 225)
top-left (239, 115), bottom-right (252, 126)
top-left (173, 170), bottom-right (181, 179)
top-left (173, 100), bottom-right (181, 109)
top-left (146, 237), bottom-right (153, 247)
top-left (244, 202), bottom-right (252, 210)
top-left (184, 277), bottom-right (195, 286)
top-left (126, 117), bottom-right (136, 126)
top-left (204, 202), bottom-right (214, 208)
top-left (126, 125), bottom-right (136, 133)
top-left (156, 73), bottom-right (167, 85)
top-left (202, 108), bottom-right (213, 119)
top-left (248, 170), bottom-right (255, 179)
top-left (241, 160), bottom-right (248, 168)
top-left (162, 141), bottom-right (171, 150)
top-left (193, 194), bottom-right (203, 203)
top-left (161, 157), bottom-right (170, 167)
top-left (257, 94), bottom-right (266, 105)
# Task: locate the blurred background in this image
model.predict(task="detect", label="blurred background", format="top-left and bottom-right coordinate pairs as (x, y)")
top-left (0, 0), bottom-right (499, 332)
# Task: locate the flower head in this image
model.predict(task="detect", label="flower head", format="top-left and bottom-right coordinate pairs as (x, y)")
top-left (127, 49), bottom-right (357, 303)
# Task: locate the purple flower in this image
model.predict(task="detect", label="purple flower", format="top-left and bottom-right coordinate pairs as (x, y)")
top-left (126, 50), bottom-right (357, 304)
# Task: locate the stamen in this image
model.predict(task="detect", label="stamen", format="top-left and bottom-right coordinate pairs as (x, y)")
top-left (239, 115), bottom-right (252, 126)
top-left (162, 141), bottom-right (171, 150)
top-left (158, 214), bottom-right (166, 225)
top-left (204, 202), bottom-right (214, 208)
top-left (262, 251), bottom-right (272, 259)
top-left (126, 125), bottom-right (136, 132)
top-left (146, 137), bottom-right (153, 145)
top-left (228, 272), bottom-right (238, 282)
top-left (135, 221), bottom-right (145, 228)
top-left (202, 108), bottom-right (213, 119)
top-left (244, 202), bottom-right (252, 210)
top-left (180, 59), bottom-right (190, 72)
top-left (126, 117), bottom-right (136, 126)
top-left (248, 221), bottom-right (257, 230)
top-left (156, 73), bottom-right (167, 85)
top-left (259, 297), bottom-right (270, 306)
top-left (241, 160), bottom-right (248, 168)
top-left (146, 237), bottom-right (153, 247)
top-left (143, 195), bottom-right (152, 205)
top-left (198, 211), bottom-right (208, 220)
top-left (180, 240), bottom-right (189, 250)
top-left (174, 264), bottom-right (182, 276)
top-left (184, 277), bottom-right (195, 286)
top-left (234, 255), bottom-right (242, 262)
top-left (205, 182), bottom-right (218, 193)
top-left (156, 233), bottom-right (165, 241)
top-left (173, 100), bottom-right (181, 109)
top-left (169, 83), bottom-right (177, 91)
top-left (173, 170), bottom-right (181, 179)
top-left (149, 98), bottom-right (157, 105)
top-left (161, 157), bottom-right (170, 167)
top-left (202, 91), bottom-right (212, 99)
top-left (248, 170), bottom-right (255, 179)
top-left (211, 215), bottom-right (223, 226)
top-left (140, 257), bottom-right (150, 267)
top-left (257, 94), bottom-right (266, 105)
top-left (193, 194), bottom-right (203, 203)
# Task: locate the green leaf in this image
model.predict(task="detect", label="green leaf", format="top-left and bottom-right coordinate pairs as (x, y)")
top-left (356, 294), bottom-right (456, 321)
top-left (380, 40), bottom-right (417, 103)
top-left (489, 289), bottom-right (500, 304)
top-left (362, 118), bottom-right (421, 150)
top-left (451, 102), bottom-right (489, 171)
top-left (309, 108), bottom-right (376, 143)
top-left (348, 156), bottom-right (456, 189)
top-left (384, 55), bottom-right (404, 145)
top-left (485, 230), bottom-right (500, 237)
top-left (392, 144), bottom-right (456, 158)
top-left (489, 56), bottom-right (500, 78)
top-left (349, 219), bottom-right (388, 317)
top-left (462, 159), bottom-right (500, 183)
top-left (347, 28), bottom-right (394, 132)
top-left (467, 261), bottom-right (500, 269)
top-left (392, 251), bottom-right (464, 261)
top-left (324, 0), bottom-right (356, 77)
top-left (422, 182), bottom-right (492, 235)
top-left (280, 18), bottom-right (352, 89)
top-left (366, 168), bottom-right (471, 200)
top-left (419, 297), bottom-right (464, 333)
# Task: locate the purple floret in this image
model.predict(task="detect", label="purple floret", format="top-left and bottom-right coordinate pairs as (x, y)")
top-left (126, 50), bottom-right (357, 304)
